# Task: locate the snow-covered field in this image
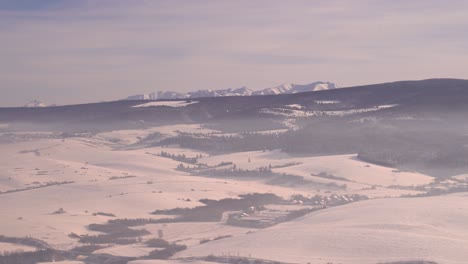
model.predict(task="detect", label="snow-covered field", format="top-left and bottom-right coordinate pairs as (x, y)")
top-left (0, 124), bottom-right (465, 263)
top-left (0, 131), bottom-right (297, 250)
top-left (197, 150), bottom-right (431, 196)
top-left (132, 101), bottom-right (199, 108)
top-left (177, 194), bottom-right (468, 264)
top-left (94, 245), bottom-right (155, 258)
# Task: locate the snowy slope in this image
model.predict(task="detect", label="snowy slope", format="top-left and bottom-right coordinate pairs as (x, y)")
top-left (177, 194), bottom-right (468, 264)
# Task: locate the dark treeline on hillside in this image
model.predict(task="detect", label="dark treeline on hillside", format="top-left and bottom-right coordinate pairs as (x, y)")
top-left (158, 119), bottom-right (468, 177)
top-left (159, 133), bottom-right (282, 153)
top-left (0, 249), bottom-right (74, 264)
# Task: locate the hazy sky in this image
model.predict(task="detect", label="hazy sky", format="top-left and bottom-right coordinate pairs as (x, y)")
top-left (1, 0), bottom-right (468, 106)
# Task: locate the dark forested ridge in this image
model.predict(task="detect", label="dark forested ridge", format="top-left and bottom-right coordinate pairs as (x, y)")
top-left (2, 79), bottom-right (468, 125)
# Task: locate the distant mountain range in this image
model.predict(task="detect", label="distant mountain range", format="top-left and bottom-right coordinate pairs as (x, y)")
top-left (125, 81), bottom-right (337, 100)
top-left (20, 81), bottom-right (336, 108)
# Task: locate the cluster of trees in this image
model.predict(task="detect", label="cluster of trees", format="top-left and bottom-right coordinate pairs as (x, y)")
top-left (401, 184), bottom-right (468, 198)
top-left (106, 218), bottom-right (162, 226)
top-left (151, 193), bottom-right (283, 222)
top-left (193, 166), bottom-right (274, 178)
top-left (312, 172), bottom-right (349, 182)
top-left (158, 133), bottom-right (283, 154)
top-left (76, 222), bottom-right (150, 245)
top-left (79, 193), bottom-right (285, 238)
top-left (200, 235), bottom-right (232, 244)
top-left (0, 237), bottom-right (74, 264)
top-left (139, 131), bottom-right (163, 144)
top-left (92, 212), bottom-right (116, 217)
top-left (78, 234), bottom-right (139, 245)
top-left (0, 181), bottom-right (74, 195)
top-left (69, 244), bottom-right (105, 255)
top-left (0, 133), bottom-right (61, 145)
top-left (0, 236), bottom-right (49, 250)
top-left (144, 238), bottom-right (187, 260)
top-left (108, 175), bottom-right (136, 180)
top-left (177, 163), bottom-right (347, 189)
top-left (0, 249), bottom-right (71, 264)
top-left (158, 150), bottom-right (201, 164)
top-left (176, 161), bottom-right (233, 172)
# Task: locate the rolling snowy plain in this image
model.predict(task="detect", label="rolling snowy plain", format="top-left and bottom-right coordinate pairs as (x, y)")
top-left (0, 124), bottom-right (464, 264)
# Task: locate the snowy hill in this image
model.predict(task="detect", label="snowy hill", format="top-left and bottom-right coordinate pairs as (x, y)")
top-left (125, 81), bottom-right (337, 100)
top-left (178, 194), bottom-right (468, 264)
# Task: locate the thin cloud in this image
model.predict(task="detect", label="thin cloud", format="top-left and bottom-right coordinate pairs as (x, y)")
top-left (1, 0), bottom-right (468, 106)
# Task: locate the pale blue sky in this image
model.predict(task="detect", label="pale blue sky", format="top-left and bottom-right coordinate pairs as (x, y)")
top-left (1, 0), bottom-right (468, 106)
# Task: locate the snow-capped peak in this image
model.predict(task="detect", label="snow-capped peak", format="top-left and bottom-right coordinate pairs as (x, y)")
top-left (125, 81), bottom-right (337, 100)
top-left (24, 99), bottom-right (48, 108)
top-left (253, 81), bottom-right (337, 95)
